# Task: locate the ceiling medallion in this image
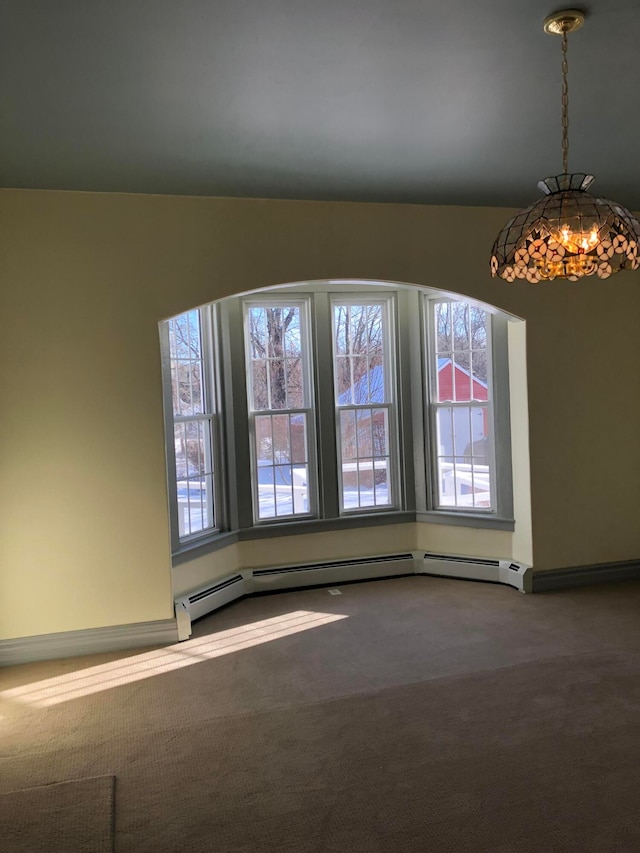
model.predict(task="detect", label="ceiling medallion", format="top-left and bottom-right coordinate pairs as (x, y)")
top-left (491, 10), bottom-right (640, 283)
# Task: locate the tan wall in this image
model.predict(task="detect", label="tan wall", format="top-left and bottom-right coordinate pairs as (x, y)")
top-left (1, 189), bottom-right (639, 640)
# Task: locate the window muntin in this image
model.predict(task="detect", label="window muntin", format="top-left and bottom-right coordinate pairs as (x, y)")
top-left (332, 298), bottom-right (397, 512)
top-left (167, 309), bottom-right (217, 537)
top-left (244, 300), bottom-right (315, 521)
top-left (428, 299), bottom-right (495, 511)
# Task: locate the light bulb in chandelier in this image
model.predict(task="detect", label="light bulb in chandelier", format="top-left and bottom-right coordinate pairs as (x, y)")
top-left (490, 10), bottom-right (640, 283)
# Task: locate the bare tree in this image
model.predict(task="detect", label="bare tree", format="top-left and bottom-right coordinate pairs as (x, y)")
top-left (248, 307), bottom-right (303, 411)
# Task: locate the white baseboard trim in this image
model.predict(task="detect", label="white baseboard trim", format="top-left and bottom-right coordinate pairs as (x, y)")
top-left (0, 619), bottom-right (179, 667)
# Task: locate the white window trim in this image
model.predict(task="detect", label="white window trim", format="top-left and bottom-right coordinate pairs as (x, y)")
top-left (242, 296), bottom-right (319, 525)
top-left (331, 294), bottom-right (401, 515)
top-left (423, 294), bottom-right (513, 521)
top-left (161, 305), bottom-right (223, 546)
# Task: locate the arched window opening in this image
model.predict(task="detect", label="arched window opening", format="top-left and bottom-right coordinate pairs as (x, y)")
top-left (160, 281), bottom-right (515, 557)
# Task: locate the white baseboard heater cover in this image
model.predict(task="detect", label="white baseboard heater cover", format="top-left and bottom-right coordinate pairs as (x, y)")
top-left (250, 553), bottom-right (416, 593)
top-left (419, 553), bottom-right (532, 593)
top-left (174, 551), bottom-right (531, 640)
top-left (174, 554), bottom-right (416, 640)
top-left (175, 573), bottom-right (248, 641)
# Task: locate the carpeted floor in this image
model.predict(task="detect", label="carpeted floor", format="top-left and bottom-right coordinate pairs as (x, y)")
top-left (2, 575), bottom-right (640, 851)
top-left (0, 775), bottom-right (115, 853)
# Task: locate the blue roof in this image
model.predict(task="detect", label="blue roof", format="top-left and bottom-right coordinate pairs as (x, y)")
top-left (338, 363), bottom-right (385, 405)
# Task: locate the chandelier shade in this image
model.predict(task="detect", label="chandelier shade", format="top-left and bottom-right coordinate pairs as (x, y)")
top-left (491, 173), bottom-right (640, 282)
top-left (491, 9), bottom-right (640, 283)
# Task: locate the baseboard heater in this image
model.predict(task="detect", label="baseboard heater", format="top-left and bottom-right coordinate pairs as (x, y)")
top-left (174, 553), bottom-right (416, 640)
top-left (175, 573), bottom-right (248, 641)
top-left (419, 553), bottom-right (532, 593)
top-left (174, 551), bottom-right (531, 640)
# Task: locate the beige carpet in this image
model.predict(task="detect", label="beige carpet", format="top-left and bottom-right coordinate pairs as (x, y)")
top-left (0, 775), bottom-right (115, 853)
top-left (3, 576), bottom-right (640, 851)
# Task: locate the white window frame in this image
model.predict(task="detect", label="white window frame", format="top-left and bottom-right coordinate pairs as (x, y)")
top-left (331, 294), bottom-right (400, 515)
top-left (162, 305), bottom-right (223, 545)
top-left (243, 296), bottom-right (318, 524)
top-left (425, 296), bottom-right (498, 514)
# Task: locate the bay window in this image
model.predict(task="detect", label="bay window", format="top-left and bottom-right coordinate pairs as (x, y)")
top-left (160, 285), bottom-right (513, 557)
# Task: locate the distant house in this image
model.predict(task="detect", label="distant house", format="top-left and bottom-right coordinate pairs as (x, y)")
top-left (435, 358), bottom-right (489, 462)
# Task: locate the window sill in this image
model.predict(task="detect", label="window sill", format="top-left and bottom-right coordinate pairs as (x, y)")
top-left (172, 530), bottom-right (240, 565)
top-left (416, 511), bottom-right (515, 532)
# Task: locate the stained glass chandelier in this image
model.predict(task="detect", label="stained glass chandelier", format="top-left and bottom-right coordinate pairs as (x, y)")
top-left (491, 10), bottom-right (640, 283)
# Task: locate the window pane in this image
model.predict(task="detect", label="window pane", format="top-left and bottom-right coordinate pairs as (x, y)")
top-left (340, 409), bottom-right (357, 460)
top-left (436, 357), bottom-right (453, 402)
top-left (290, 415), bottom-right (307, 464)
top-left (435, 302), bottom-right (452, 353)
top-left (272, 414), bottom-right (291, 462)
top-left (169, 311), bottom-right (200, 360)
top-left (335, 356), bottom-right (351, 401)
top-left (286, 362), bottom-right (304, 409)
top-left (275, 466), bottom-right (293, 516)
top-left (254, 415), bottom-right (310, 517)
top-left (255, 416), bottom-right (273, 463)
top-left (469, 307), bottom-right (488, 350)
top-left (470, 349), bottom-right (489, 390)
top-left (356, 409), bottom-right (373, 457)
top-left (373, 459), bottom-right (389, 506)
top-left (334, 302), bottom-right (388, 405)
top-left (436, 407), bottom-right (454, 459)
top-left (334, 305), bottom-right (349, 355)
top-left (372, 408), bottom-right (389, 457)
top-left (251, 360), bottom-right (268, 410)
top-left (357, 459), bottom-right (376, 509)
top-left (248, 307), bottom-right (267, 357)
top-left (265, 360), bottom-right (285, 410)
top-left (453, 353), bottom-right (472, 402)
top-left (451, 302), bottom-right (470, 350)
top-left (293, 465), bottom-right (310, 513)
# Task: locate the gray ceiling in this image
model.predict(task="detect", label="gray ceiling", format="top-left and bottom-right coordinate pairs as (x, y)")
top-left (1, 0), bottom-right (639, 208)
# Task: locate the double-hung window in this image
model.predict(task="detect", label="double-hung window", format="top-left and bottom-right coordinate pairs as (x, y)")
top-left (332, 297), bottom-right (398, 512)
top-left (244, 299), bottom-right (316, 522)
top-left (165, 308), bottom-right (219, 539)
top-left (426, 298), bottom-right (496, 511)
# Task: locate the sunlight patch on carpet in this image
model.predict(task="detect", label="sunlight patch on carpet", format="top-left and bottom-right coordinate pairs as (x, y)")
top-left (1, 610), bottom-right (347, 708)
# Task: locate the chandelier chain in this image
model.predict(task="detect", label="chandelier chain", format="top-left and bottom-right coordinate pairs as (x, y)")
top-left (561, 30), bottom-right (569, 174)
